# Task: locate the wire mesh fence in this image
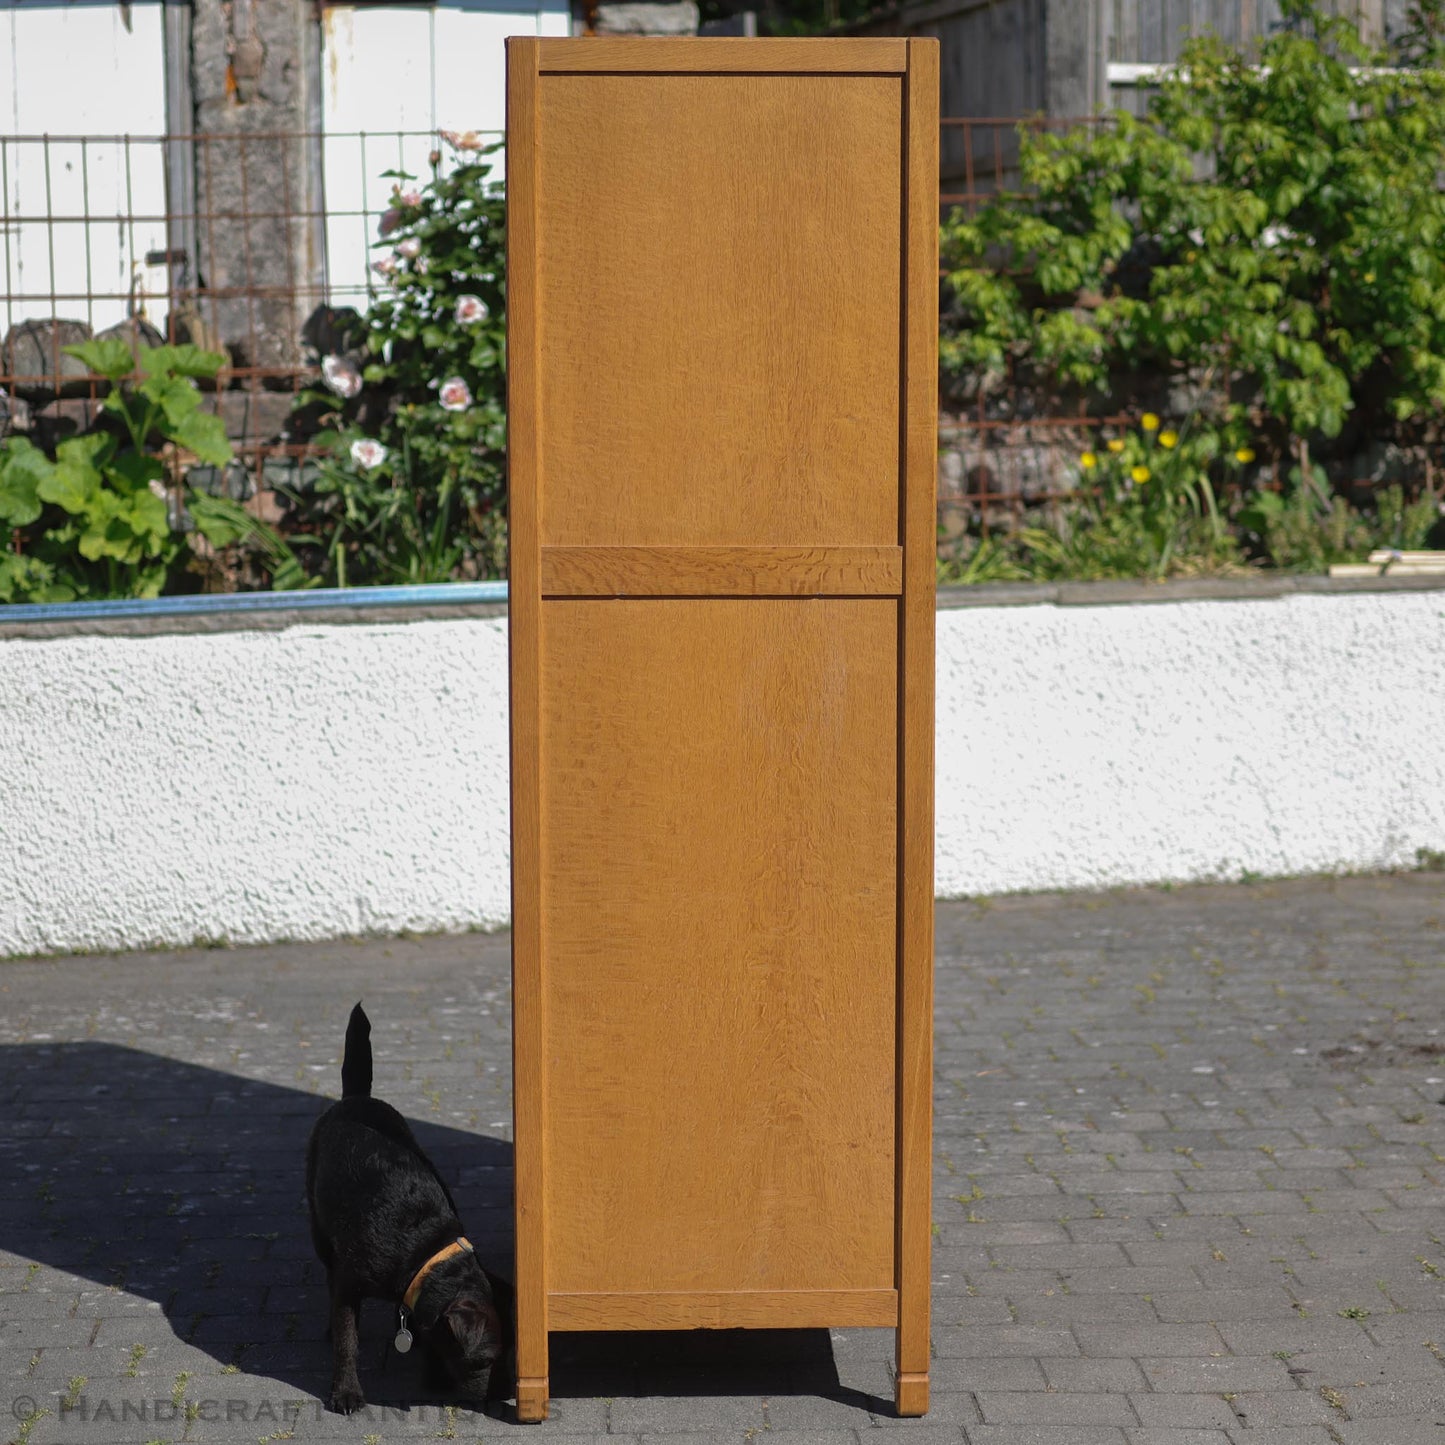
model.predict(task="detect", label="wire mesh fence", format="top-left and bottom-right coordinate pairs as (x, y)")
top-left (3, 115), bottom-right (1433, 585)
top-left (0, 126), bottom-right (502, 510)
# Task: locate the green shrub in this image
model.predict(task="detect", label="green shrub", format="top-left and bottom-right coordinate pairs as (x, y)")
top-left (0, 339), bottom-right (300, 602)
top-left (941, 0), bottom-right (1445, 573)
top-left (283, 134), bottom-right (507, 587)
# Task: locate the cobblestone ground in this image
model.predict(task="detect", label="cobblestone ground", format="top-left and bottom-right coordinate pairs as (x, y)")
top-left (2, 874), bottom-right (1444, 1445)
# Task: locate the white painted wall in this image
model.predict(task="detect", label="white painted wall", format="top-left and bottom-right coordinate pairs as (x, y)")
top-left (2, 586), bottom-right (1443, 957)
top-left (0, 617), bottom-right (513, 956)
top-left (934, 590), bottom-right (1445, 896)
top-left (0, 1), bottom-right (170, 335)
top-left (320, 1), bottom-right (569, 310)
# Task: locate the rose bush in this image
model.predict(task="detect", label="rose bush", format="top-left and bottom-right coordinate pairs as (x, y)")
top-left (283, 131), bottom-right (507, 587)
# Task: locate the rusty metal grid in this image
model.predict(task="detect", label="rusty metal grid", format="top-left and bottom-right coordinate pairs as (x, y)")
top-left (2, 118), bottom-right (1433, 567)
top-left (0, 127), bottom-right (500, 507)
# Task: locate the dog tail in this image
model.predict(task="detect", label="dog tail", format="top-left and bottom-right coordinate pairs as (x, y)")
top-left (341, 1002), bottom-right (372, 1098)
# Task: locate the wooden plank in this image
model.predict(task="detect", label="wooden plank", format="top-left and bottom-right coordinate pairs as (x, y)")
top-left (540, 599), bottom-right (898, 1299)
top-left (895, 36), bottom-right (938, 1423)
top-left (540, 546), bottom-right (904, 597)
top-left (535, 71), bottom-right (901, 548)
top-left (504, 34), bottom-right (550, 1429)
top-left (550, 1289), bottom-right (899, 1330)
top-left (536, 36), bottom-right (908, 72)
top-left (1116, 0), bottom-right (1141, 64)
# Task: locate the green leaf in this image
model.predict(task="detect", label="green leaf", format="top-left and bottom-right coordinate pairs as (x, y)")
top-left (0, 437), bottom-right (52, 527)
top-left (104, 451), bottom-right (166, 494)
top-left (63, 337), bottom-right (138, 381)
top-left (56, 432), bottom-right (116, 471)
top-left (37, 454), bottom-right (102, 515)
top-left (78, 518), bottom-right (135, 562)
top-left (186, 490), bottom-right (254, 547)
top-left (124, 487), bottom-right (170, 547)
top-left (138, 374), bottom-right (202, 428)
top-left (137, 343), bottom-right (227, 380)
top-left (170, 410), bottom-right (232, 466)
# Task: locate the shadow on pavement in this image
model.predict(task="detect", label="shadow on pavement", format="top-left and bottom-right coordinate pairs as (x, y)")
top-left (0, 1042), bottom-right (870, 1417)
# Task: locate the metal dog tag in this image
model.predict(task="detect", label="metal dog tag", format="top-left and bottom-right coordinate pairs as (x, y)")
top-left (393, 1311), bottom-right (413, 1354)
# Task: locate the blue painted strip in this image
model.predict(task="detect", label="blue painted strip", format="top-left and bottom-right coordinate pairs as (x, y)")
top-left (1, 581), bottom-right (509, 625)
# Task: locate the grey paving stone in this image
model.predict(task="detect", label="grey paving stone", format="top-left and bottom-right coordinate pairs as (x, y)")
top-left (1149, 1289), bottom-right (1300, 1322)
top-left (1138, 1356), bottom-right (1298, 1392)
top-left (7, 878), bottom-right (1445, 1445)
top-left (1289, 1344), bottom-right (1445, 1384)
top-left (1226, 1391), bottom-right (1340, 1428)
top-left (1213, 1316), bottom-right (1371, 1355)
top-left (1331, 1425), bottom-right (1445, 1444)
top-left (1216, 1430), bottom-right (1336, 1445)
top-left (929, 1358), bottom-right (1046, 1393)
top-left (974, 1391), bottom-right (1136, 1426)
top-left (860, 1426), bottom-right (969, 1445)
top-left (1038, 1358), bottom-right (1147, 1392)
top-left (933, 1326), bottom-right (1080, 1360)
top-left (1017, 1302), bottom-right (1164, 1334)
top-left (1077, 1325), bottom-right (1228, 1358)
top-left (963, 1430), bottom-right (1128, 1445)
top-left (761, 1395), bottom-right (878, 1431)
top-left (742, 1433), bottom-right (860, 1445)
top-left (1121, 1431), bottom-right (1234, 1445)
top-left (1126, 1393), bottom-right (1238, 1429)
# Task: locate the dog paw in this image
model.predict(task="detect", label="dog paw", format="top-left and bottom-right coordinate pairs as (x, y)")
top-left (329, 1383), bottom-right (366, 1415)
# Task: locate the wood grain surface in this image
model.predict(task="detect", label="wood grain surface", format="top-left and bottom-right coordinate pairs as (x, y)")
top-left (550, 1289), bottom-right (899, 1330)
top-left (540, 546), bottom-right (903, 596)
top-left (536, 71), bottom-right (901, 547)
top-left (536, 36), bottom-right (908, 72)
top-left (507, 35), bottom-right (936, 1419)
top-left (541, 598), bottom-right (897, 1295)
top-left (894, 36), bottom-right (939, 1419)
top-left (504, 34), bottom-right (550, 1426)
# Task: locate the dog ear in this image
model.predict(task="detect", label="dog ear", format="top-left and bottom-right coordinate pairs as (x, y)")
top-left (441, 1296), bottom-right (501, 1356)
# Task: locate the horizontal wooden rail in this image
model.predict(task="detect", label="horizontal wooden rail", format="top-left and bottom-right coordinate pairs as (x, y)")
top-left (549, 1288), bottom-right (899, 1330)
top-left (537, 38), bottom-right (908, 73)
top-left (541, 545), bottom-right (903, 597)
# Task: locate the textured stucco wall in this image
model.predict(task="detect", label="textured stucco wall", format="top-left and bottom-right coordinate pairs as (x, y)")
top-left (935, 589), bottom-right (1445, 896)
top-left (3, 587), bottom-right (1443, 956)
top-left (0, 619), bottom-right (511, 957)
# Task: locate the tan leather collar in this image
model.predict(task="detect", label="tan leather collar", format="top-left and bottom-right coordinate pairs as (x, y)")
top-left (402, 1236), bottom-right (473, 1313)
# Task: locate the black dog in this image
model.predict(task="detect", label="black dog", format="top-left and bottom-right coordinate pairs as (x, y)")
top-left (306, 1003), bottom-right (511, 1414)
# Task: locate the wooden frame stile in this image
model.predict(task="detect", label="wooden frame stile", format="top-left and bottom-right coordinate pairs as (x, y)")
top-left (505, 36), bottom-right (550, 1427)
top-left (895, 36), bottom-right (938, 1421)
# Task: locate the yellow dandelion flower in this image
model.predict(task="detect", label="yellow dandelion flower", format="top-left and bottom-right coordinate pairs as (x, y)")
top-left (1131, 465), bottom-right (1151, 484)
top-left (1079, 451), bottom-right (1098, 470)
top-left (1141, 412), bottom-right (1160, 431)
top-left (1363, 271), bottom-right (1376, 284)
top-left (1107, 438), bottom-right (1126, 453)
top-left (1159, 429), bottom-right (1178, 449)
top-left (1235, 447), bottom-right (1256, 464)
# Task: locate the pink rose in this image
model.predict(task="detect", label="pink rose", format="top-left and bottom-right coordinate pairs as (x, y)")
top-left (350, 438), bottom-right (388, 470)
top-left (454, 294), bottom-right (488, 324)
top-left (438, 377), bottom-right (472, 412)
top-left (322, 355), bottom-right (362, 399)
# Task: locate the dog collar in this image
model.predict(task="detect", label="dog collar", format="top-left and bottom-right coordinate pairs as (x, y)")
top-left (402, 1236), bottom-right (473, 1313)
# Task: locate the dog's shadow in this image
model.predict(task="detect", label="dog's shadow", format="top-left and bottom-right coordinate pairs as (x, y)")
top-left (0, 1042), bottom-right (872, 1419)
